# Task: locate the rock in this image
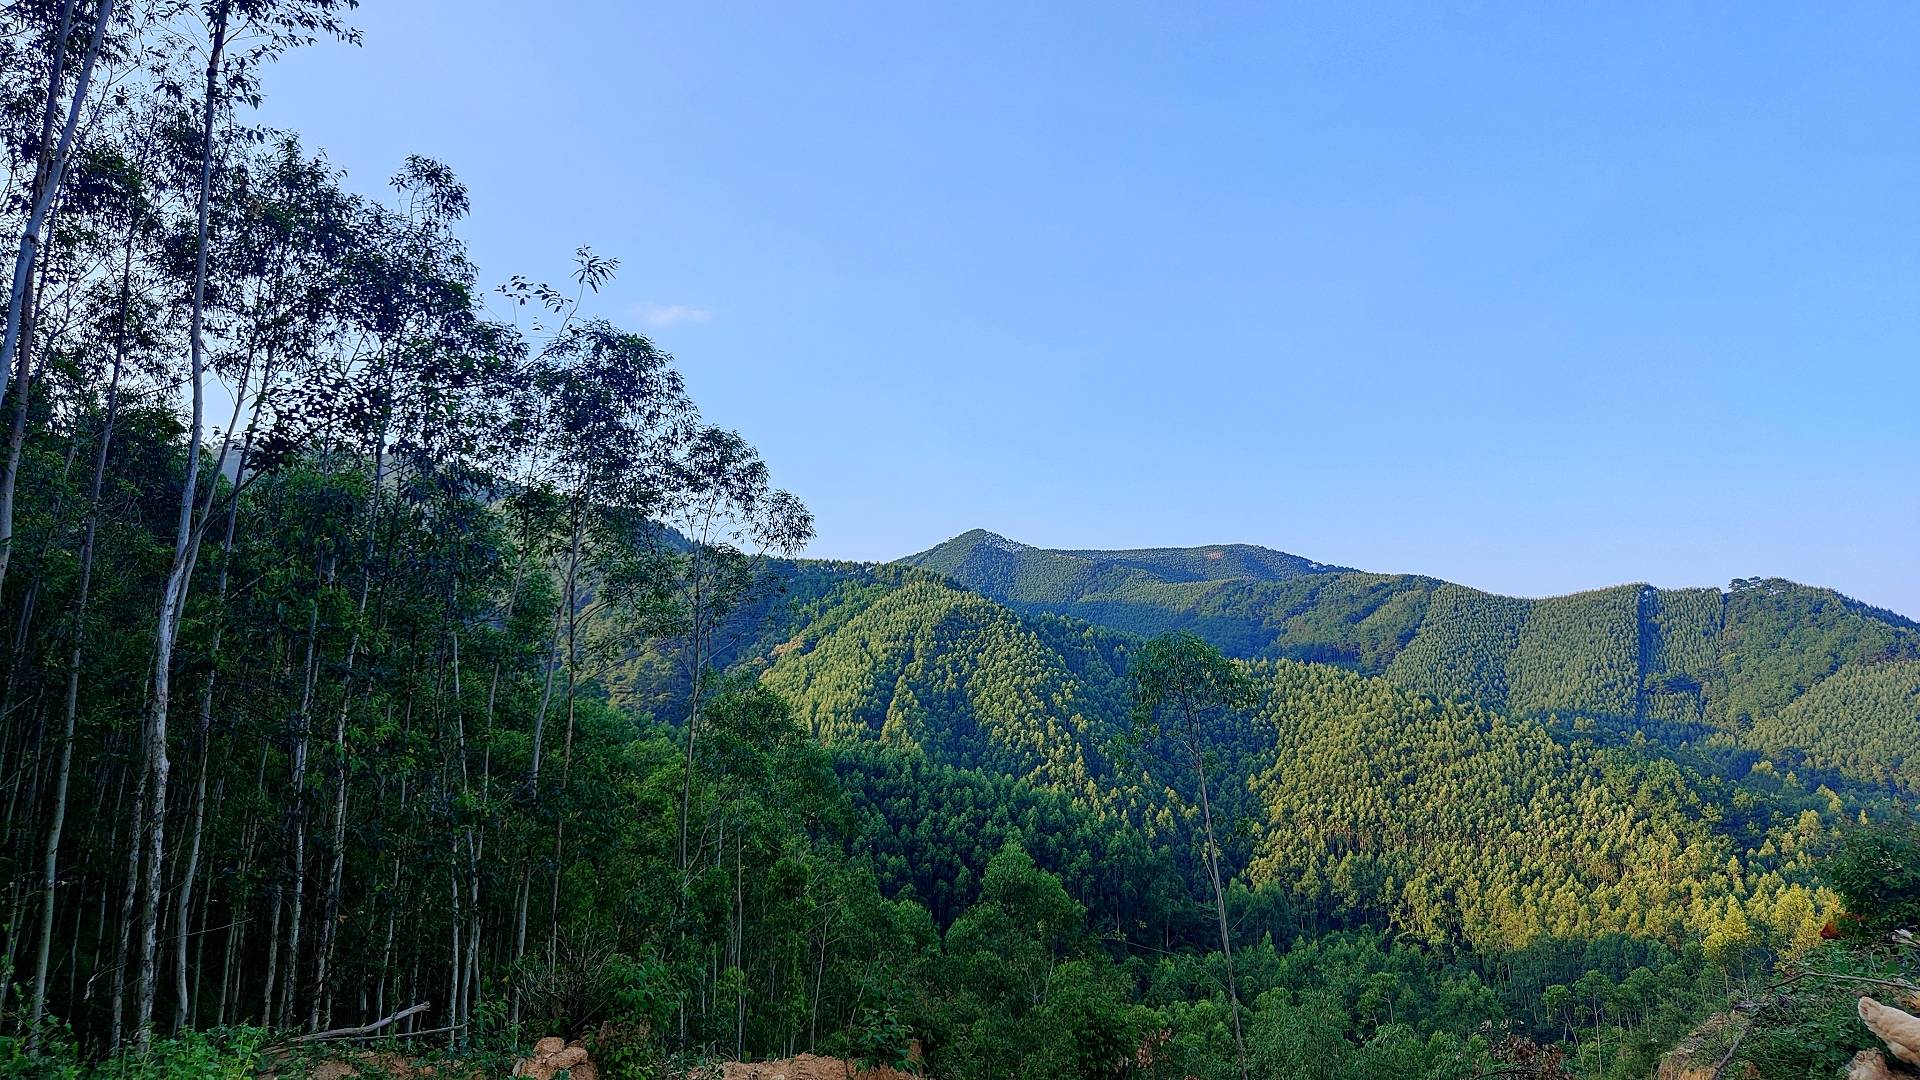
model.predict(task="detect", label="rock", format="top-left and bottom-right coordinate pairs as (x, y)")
top-left (514, 1035), bottom-right (600, 1080)
top-left (1861, 997), bottom-right (1920, 1069)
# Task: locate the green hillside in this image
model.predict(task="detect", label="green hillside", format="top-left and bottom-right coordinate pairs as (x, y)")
top-left (753, 570), bottom-right (1846, 955)
top-left (1382, 583), bottom-right (1531, 707)
top-left (1748, 659), bottom-right (1920, 790)
top-left (759, 569), bottom-right (1133, 807)
top-left (898, 532), bottom-right (1920, 792)
top-left (831, 744), bottom-right (1190, 933)
top-left (1242, 658), bottom-right (1828, 951)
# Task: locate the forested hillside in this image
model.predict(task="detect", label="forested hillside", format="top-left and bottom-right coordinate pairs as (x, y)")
top-left (752, 575), bottom-right (1843, 948)
top-left (906, 530), bottom-right (1920, 796)
top-left (1749, 660), bottom-right (1920, 790)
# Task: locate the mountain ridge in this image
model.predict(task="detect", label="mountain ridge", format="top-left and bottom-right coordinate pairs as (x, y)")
top-left (905, 528), bottom-right (1353, 586)
top-left (902, 528), bottom-right (1918, 621)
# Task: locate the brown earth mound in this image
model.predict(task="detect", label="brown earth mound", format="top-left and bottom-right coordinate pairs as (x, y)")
top-left (514, 1035), bottom-right (599, 1080)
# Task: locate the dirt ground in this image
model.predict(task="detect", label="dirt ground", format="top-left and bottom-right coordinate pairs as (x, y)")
top-left (699, 1053), bottom-right (917, 1080)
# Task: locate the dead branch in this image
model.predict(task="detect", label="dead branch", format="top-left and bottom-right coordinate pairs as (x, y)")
top-left (285, 1002), bottom-right (430, 1044)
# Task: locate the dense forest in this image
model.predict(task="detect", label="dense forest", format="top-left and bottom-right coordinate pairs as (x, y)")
top-left (1, 5), bottom-right (1916, 1080)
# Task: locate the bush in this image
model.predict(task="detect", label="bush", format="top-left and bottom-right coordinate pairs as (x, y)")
top-left (1824, 819), bottom-right (1920, 936)
top-left (0, 1028), bottom-right (265, 1080)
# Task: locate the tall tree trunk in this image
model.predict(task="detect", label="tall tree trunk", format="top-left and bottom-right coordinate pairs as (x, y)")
top-left (1189, 720), bottom-right (1246, 1080)
top-left (219, 745), bottom-right (267, 1026)
top-left (170, 350), bottom-right (253, 1034)
top-left (553, 513), bottom-right (584, 949)
top-left (548, 524), bottom-right (583, 959)
top-left (444, 589), bottom-right (484, 1045)
top-left (135, 2), bottom-right (228, 1045)
top-left (281, 558), bottom-right (326, 1027)
top-left (309, 433), bottom-right (384, 1031)
top-left (676, 566), bottom-right (706, 871)
top-left (311, 711), bottom-right (350, 1031)
top-left (734, 836), bottom-right (744, 1059)
top-left (260, 881), bottom-right (282, 1028)
top-left (111, 762), bottom-right (146, 1049)
top-left (446, 864), bottom-right (461, 1041)
top-left (512, 539), bottom-right (572, 1007)
top-left (28, 324), bottom-right (125, 1037)
top-left (478, 515), bottom-right (529, 1030)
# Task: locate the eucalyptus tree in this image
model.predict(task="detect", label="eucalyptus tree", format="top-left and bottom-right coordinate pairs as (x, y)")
top-left (148, 149), bottom-right (503, 1035)
top-left (661, 425), bottom-right (813, 875)
top-left (515, 311), bottom-right (694, 980)
top-left (1128, 631), bottom-right (1258, 1080)
top-left (325, 156), bottom-right (527, 1038)
top-left (130, 0), bottom-right (356, 1046)
top-left (167, 133), bottom-right (365, 1034)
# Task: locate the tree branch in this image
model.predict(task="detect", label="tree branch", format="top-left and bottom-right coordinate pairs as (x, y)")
top-left (284, 1002), bottom-right (430, 1044)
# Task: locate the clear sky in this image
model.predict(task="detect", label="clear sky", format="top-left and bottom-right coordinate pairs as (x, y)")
top-left (261, 2), bottom-right (1920, 617)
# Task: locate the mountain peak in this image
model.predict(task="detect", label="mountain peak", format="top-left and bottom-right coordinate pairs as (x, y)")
top-left (899, 530), bottom-right (1353, 617)
top-left (948, 528), bottom-right (1033, 554)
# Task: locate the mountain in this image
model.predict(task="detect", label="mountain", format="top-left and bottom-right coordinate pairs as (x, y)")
top-left (904, 529), bottom-right (1352, 593)
top-left (596, 531), bottom-right (1917, 957)
top-left (900, 529), bottom-right (1433, 661)
top-left (893, 531), bottom-right (1920, 793)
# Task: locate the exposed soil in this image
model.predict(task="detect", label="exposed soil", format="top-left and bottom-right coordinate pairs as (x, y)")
top-left (692, 1053), bottom-right (916, 1080)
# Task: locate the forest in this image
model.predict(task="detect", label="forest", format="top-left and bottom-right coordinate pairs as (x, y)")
top-left (2, 4), bottom-right (1918, 1079)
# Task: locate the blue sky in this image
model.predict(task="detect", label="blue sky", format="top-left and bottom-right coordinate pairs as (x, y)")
top-left (262, 2), bottom-right (1920, 616)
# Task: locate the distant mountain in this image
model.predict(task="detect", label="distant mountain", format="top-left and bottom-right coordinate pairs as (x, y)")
top-left (890, 530), bottom-right (1920, 792)
top-left (900, 529), bottom-right (1416, 657)
top-left (904, 528), bottom-right (1349, 596)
